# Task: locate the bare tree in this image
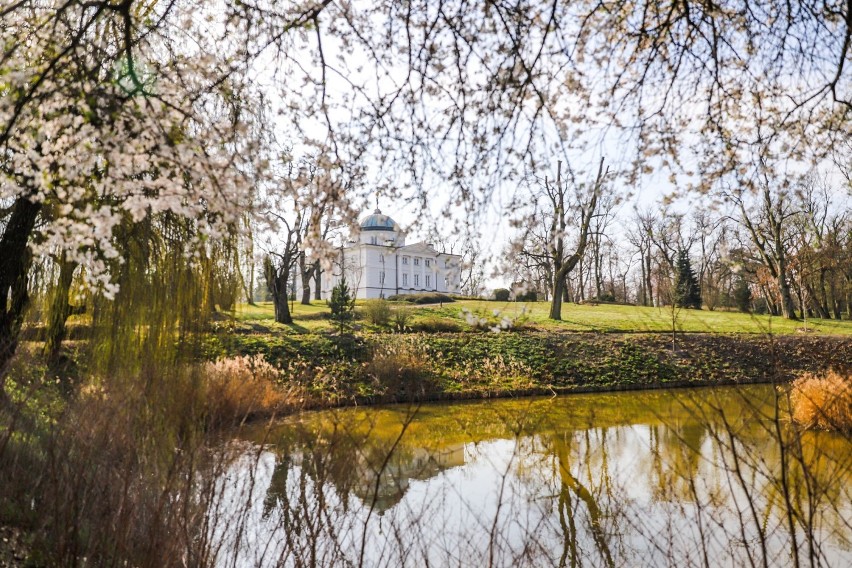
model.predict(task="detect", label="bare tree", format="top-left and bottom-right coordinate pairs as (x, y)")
top-left (517, 158), bottom-right (609, 321)
top-left (725, 176), bottom-right (800, 320)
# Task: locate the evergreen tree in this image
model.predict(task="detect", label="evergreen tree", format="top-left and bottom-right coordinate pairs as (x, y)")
top-left (733, 276), bottom-right (753, 313)
top-left (674, 250), bottom-right (702, 309)
top-left (328, 276), bottom-right (355, 334)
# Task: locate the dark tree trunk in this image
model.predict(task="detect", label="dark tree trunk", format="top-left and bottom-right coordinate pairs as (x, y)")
top-left (550, 275), bottom-right (565, 320)
top-left (271, 269), bottom-right (292, 324)
top-left (778, 273), bottom-right (798, 320)
top-left (645, 254), bottom-right (653, 306)
top-left (44, 255), bottom-right (79, 363)
top-left (299, 253), bottom-right (312, 305)
top-left (265, 258), bottom-right (293, 325)
top-left (313, 260), bottom-right (322, 300)
top-left (0, 197), bottom-right (42, 379)
top-left (273, 286), bottom-right (292, 324)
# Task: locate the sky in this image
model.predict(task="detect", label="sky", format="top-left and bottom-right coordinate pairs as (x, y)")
top-left (247, 2), bottom-right (851, 292)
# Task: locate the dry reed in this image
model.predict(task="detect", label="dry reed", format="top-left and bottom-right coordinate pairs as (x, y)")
top-left (789, 370), bottom-right (852, 431)
top-left (203, 354), bottom-right (298, 424)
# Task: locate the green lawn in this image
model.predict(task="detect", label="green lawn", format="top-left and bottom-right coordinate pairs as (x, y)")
top-left (233, 300), bottom-right (852, 335)
top-left (443, 300), bottom-right (852, 334)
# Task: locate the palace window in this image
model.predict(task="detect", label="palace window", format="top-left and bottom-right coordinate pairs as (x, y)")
top-left (425, 259), bottom-right (431, 268)
top-left (402, 256), bottom-right (409, 265)
top-left (414, 274), bottom-right (420, 286)
top-left (425, 275), bottom-right (431, 288)
top-left (403, 274), bottom-right (408, 286)
top-left (414, 257), bottom-right (420, 266)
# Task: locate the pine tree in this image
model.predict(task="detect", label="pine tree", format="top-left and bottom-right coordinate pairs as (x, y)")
top-left (733, 276), bottom-right (752, 313)
top-left (674, 250), bottom-right (702, 309)
top-left (328, 275), bottom-right (355, 334)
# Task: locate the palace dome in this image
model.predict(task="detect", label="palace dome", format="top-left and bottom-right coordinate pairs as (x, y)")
top-left (359, 209), bottom-right (398, 231)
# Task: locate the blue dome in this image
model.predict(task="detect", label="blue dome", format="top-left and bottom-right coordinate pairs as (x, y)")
top-left (359, 209), bottom-right (398, 231)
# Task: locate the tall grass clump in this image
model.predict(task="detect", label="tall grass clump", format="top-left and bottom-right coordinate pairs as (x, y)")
top-left (363, 338), bottom-right (436, 398)
top-left (204, 354), bottom-right (296, 425)
top-left (789, 370), bottom-right (852, 431)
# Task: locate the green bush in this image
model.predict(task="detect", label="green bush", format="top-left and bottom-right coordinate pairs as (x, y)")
top-left (516, 290), bottom-right (538, 302)
top-left (387, 292), bottom-right (455, 305)
top-left (363, 298), bottom-right (392, 326)
top-left (411, 316), bottom-right (464, 333)
top-left (493, 288), bottom-right (511, 302)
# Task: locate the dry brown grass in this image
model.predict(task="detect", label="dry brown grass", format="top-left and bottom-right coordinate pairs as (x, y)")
top-left (203, 354), bottom-right (300, 425)
top-left (789, 370), bottom-right (852, 432)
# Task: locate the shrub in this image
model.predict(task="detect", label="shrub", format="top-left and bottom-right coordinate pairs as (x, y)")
top-left (516, 290), bottom-right (538, 302)
top-left (363, 298), bottom-right (392, 326)
top-left (789, 370), bottom-right (852, 432)
top-left (387, 292), bottom-right (455, 305)
top-left (411, 316), bottom-right (463, 333)
top-left (493, 288), bottom-right (511, 302)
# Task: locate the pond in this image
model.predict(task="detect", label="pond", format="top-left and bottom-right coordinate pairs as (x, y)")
top-left (208, 385), bottom-right (851, 567)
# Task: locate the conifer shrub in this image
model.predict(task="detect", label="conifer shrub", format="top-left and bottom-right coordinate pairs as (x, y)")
top-left (328, 277), bottom-right (355, 333)
top-left (674, 249), bottom-right (702, 309)
top-left (734, 277), bottom-right (752, 313)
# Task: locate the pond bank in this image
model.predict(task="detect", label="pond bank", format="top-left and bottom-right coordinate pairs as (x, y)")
top-left (208, 331), bottom-right (852, 411)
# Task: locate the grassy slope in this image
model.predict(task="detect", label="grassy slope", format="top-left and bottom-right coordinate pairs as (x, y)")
top-left (234, 299), bottom-right (852, 335)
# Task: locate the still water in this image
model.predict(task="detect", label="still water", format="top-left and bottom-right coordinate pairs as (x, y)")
top-left (209, 385), bottom-right (851, 567)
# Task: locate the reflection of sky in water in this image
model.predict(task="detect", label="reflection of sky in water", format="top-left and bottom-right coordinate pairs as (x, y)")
top-left (211, 386), bottom-right (852, 567)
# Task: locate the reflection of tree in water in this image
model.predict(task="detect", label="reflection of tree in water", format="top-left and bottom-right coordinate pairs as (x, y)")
top-left (550, 430), bottom-right (616, 568)
top-left (649, 418), bottom-right (709, 502)
top-left (263, 419), bottom-right (467, 518)
top-left (231, 386), bottom-right (851, 567)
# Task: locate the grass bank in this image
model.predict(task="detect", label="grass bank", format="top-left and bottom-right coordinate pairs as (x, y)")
top-left (206, 329), bottom-right (852, 408)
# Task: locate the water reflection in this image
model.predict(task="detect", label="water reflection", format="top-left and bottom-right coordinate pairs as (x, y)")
top-left (213, 385), bottom-right (851, 567)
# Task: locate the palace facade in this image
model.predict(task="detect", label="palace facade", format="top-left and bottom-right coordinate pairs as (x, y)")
top-left (321, 209), bottom-right (463, 299)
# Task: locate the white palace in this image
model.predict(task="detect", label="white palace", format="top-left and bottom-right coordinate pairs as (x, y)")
top-left (321, 209), bottom-right (463, 299)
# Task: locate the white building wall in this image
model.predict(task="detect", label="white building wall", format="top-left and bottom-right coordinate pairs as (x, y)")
top-left (313, 244), bottom-right (462, 300)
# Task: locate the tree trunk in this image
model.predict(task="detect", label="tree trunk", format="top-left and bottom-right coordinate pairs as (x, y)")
top-left (313, 260), bottom-right (322, 300)
top-left (778, 272), bottom-right (798, 320)
top-left (645, 254), bottom-right (653, 307)
top-left (299, 253), bottom-right (312, 305)
top-left (274, 289), bottom-right (292, 324)
top-left (818, 270), bottom-right (831, 319)
top-left (550, 275), bottom-right (565, 320)
top-left (0, 197), bottom-right (42, 379)
top-left (44, 254), bottom-right (79, 363)
top-left (266, 260), bottom-right (293, 325)
top-left (272, 270), bottom-right (293, 324)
